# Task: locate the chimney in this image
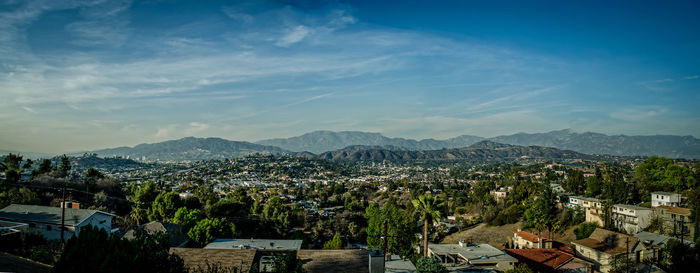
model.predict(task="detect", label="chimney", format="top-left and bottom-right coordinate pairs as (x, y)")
top-left (369, 249), bottom-right (385, 273)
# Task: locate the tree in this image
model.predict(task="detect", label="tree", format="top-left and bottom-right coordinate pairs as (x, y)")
top-left (53, 225), bottom-right (186, 273)
top-left (149, 191), bottom-right (183, 221)
top-left (2, 153), bottom-right (24, 183)
top-left (37, 159), bottom-right (53, 175)
top-left (413, 193), bottom-right (443, 257)
top-left (59, 155), bottom-right (71, 176)
top-left (415, 257), bottom-right (448, 273)
top-left (270, 252), bottom-right (305, 273)
top-left (365, 201), bottom-right (418, 257)
top-left (574, 222), bottom-right (599, 240)
top-left (661, 238), bottom-right (700, 273)
top-left (567, 170), bottom-right (585, 195)
top-left (323, 233), bottom-right (343, 249)
top-left (173, 207), bottom-right (206, 232)
top-left (188, 218), bottom-right (236, 246)
top-left (524, 186), bottom-right (557, 236)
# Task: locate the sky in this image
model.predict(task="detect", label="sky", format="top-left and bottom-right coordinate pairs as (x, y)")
top-left (1, 0), bottom-right (699, 153)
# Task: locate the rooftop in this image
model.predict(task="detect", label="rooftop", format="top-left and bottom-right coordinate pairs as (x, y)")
top-left (385, 255), bottom-right (417, 273)
top-left (298, 249), bottom-right (369, 273)
top-left (428, 243), bottom-right (517, 264)
top-left (614, 204), bottom-right (651, 210)
top-left (504, 248), bottom-right (577, 271)
top-left (204, 238), bottom-right (302, 251)
top-left (122, 221), bottom-right (189, 247)
top-left (0, 204), bottom-right (114, 227)
top-left (634, 231), bottom-right (671, 248)
top-left (651, 191), bottom-right (679, 195)
top-left (514, 230), bottom-right (551, 243)
top-left (572, 228), bottom-right (638, 255)
top-left (169, 248), bottom-right (255, 272)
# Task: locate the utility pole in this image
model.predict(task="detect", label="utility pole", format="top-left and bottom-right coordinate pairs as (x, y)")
top-left (60, 183), bottom-right (66, 244)
top-left (383, 220), bottom-right (388, 261)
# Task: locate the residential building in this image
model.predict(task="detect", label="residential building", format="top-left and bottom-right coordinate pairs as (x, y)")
top-left (578, 197), bottom-right (604, 226)
top-left (205, 238), bottom-right (302, 251)
top-left (0, 204), bottom-right (115, 241)
top-left (634, 231), bottom-right (671, 263)
top-left (512, 230), bottom-right (553, 249)
top-left (651, 192), bottom-right (681, 207)
top-left (654, 205), bottom-right (694, 241)
top-left (571, 228), bottom-right (650, 273)
top-left (427, 242), bottom-right (517, 271)
top-left (505, 247), bottom-right (592, 273)
top-left (611, 204), bottom-right (653, 234)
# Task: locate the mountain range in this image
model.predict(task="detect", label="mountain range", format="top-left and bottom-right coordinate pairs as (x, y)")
top-left (258, 129), bottom-right (699, 159)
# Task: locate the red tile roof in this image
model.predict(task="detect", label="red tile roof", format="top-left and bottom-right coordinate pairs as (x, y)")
top-left (515, 231), bottom-right (551, 243)
top-left (504, 248), bottom-right (574, 272)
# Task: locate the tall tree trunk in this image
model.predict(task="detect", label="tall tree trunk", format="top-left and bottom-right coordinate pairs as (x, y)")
top-left (424, 218), bottom-right (429, 257)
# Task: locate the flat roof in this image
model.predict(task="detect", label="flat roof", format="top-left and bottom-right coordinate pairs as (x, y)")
top-left (386, 255), bottom-right (417, 273)
top-left (205, 238), bottom-right (302, 251)
top-left (428, 243), bottom-right (517, 264)
top-left (651, 192), bottom-right (679, 195)
top-left (297, 249), bottom-right (369, 273)
top-left (170, 248), bottom-right (255, 272)
top-left (614, 204), bottom-right (651, 210)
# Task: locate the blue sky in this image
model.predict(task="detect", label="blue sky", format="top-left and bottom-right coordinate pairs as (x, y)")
top-left (1, 0), bottom-right (699, 153)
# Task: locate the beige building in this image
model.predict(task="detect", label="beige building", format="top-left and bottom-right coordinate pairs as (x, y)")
top-left (512, 230), bottom-right (553, 249)
top-left (654, 205), bottom-right (694, 241)
top-left (572, 228), bottom-right (651, 273)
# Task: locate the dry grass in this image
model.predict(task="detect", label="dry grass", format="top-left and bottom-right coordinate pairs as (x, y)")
top-left (441, 222), bottom-right (524, 249)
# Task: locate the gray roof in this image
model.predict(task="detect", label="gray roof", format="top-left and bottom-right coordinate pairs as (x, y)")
top-left (298, 249), bottom-right (369, 273)
top-left (205, 238), bottom-right (302, 251)
top-left (386, 255), bottom-right (417, 273)
top-left (0, 204), bottom-right (114, 227)
top-left (428, 243), bottom-right (517, 264)
top-left (634, 232), bottom-right (671, 248)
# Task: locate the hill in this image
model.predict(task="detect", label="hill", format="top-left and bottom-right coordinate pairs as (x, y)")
top-left (89, 137), bottom-right (289, 161)
top-left (317, 140), bottom-right (617, 162)
top-left (256, 131), bottom-right (484, 154)
top-left (490, 129), bottom-right (700, 159)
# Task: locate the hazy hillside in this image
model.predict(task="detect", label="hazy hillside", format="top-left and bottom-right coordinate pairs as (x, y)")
top-left (258, 129), bottom-right (700, 159)
top-left (256, 131), bottom-right (484, 153)
top-left (90, 137), bottom-right (289, 161)
top-left (490, 129), bottom-right (700, 159)
top-left (317, 140), bottom-right (612, 162)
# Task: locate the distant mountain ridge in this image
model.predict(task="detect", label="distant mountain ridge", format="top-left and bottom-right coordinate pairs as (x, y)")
top-left (258, 129), bottom-right (700, 159)
top-left (89, 137), bottom-right (289, 161)
top-left (318, 140), bottom-right (616, 162)
top-left (256, 130), bottom-right (485, 154)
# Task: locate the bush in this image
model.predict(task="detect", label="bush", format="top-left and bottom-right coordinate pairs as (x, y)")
top-left (415, 257), bottom-right (448, 273)
top-left (574, 222), bottom-right (599, 240)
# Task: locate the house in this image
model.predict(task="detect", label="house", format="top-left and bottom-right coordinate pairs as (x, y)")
top-left (568, 197), bottom-right (605, 226)
top-left (0, 204), bottom-right (115, 241)
top-left (512, 230), bottom-right (553, 249)
top-left (651, 192), bottom-right (681, 207)
top-left (205, 238), bottom-right (302, 251)
top-left (170, 248), bottom-right (256, 273)
top-left (653, 205), bottom-right (694, 240)
top-left (611, 204), bottom-right (653, 234)
top-left (427, 242), bottom-right (517, 271)
top-left (505, 247), bottom-right (592, 273)
top-left (297, 249), bottom-right (369, 273)
top-left (571, 228), bottom-right (650, 273)
top-left (633, 231), bottom-right (671, 263)
top-left (550, 183), bottom-right (566, 194)
top-left (122, 221), bottom-right (189, 247)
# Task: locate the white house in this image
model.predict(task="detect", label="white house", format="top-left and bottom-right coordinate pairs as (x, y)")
top-left (611, 204), bottom-right (653, 234)
top-left (0, 204), bottom-right (115, 241)
top-left (651, 192), bottom-right (681, 207)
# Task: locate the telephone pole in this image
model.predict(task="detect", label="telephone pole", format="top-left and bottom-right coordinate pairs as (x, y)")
top-left (60, 183), bottom-right (66, 244)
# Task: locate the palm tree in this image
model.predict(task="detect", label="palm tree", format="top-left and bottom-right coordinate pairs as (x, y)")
top-left (413, 193), bottom-right (443, 257)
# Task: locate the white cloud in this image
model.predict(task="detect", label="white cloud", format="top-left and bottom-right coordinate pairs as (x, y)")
top-left (276, 25), bottom-right (312, 47)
